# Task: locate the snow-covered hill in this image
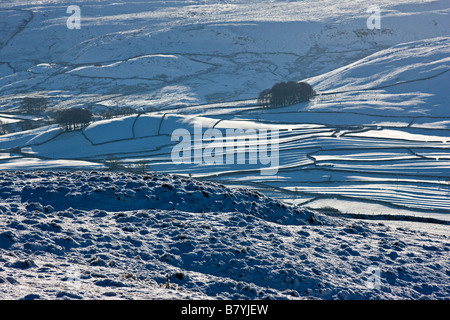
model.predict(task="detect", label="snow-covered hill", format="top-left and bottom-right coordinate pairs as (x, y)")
top-left (306, 37), bottom-right (450, 117)
top-left (1, 0), bottom-right (449, 300)
top-left (0, 0), bottom-right (449, 111)
top-left (0, 170), bottom-right (448, 300)
top-left (1, 36), bottom-right (449, 220)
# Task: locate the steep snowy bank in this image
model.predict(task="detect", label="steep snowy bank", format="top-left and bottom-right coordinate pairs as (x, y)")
top-left (0, 170), bottom-right (448, 300)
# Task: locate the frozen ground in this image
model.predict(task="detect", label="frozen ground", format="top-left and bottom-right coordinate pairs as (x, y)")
top-left (0, 0), bottom-right (449, 300)
top-left (0, 170), bottom-right (448, 300)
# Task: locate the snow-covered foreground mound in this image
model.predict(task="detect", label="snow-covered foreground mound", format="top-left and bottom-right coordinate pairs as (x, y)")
top-left (0, 170), bottom-right (448, 300)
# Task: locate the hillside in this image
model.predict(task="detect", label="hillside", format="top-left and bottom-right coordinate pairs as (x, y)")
top-left (1, 36), bottom-right (449, 224)
top-left (0, 170), bottom-right (448, 300)
top-left (0, 0), bottom-right (449, 301)
top-left (0, 0), bottom-right (449, 111)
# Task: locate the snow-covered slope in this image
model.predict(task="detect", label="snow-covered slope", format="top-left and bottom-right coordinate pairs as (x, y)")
top-left (305, 37), bottom-right (450, 117)
top-left (0, 170), bottom-right (448, 300)
top-left (1, 0), bottom-right (449, 300)
top-left (1, 36), bottom-right (449, 219)
top-left (0, 0), bottom-right (449, 111)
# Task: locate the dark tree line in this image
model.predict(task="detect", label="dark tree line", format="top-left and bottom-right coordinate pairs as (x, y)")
top-left (20, 97), bottom-right (48, 114)
top-left (258, 81), bottom-right (316, 107)
top-left (55, 108), bottom-right (93, 131)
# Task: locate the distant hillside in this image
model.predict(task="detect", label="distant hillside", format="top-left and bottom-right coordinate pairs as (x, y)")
top-left (0, 0), bottom-right (448, 112)
top-left (0, 170), bottom-right (449, 300)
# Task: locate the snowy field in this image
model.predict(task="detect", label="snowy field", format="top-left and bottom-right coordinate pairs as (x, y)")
top-left (0, 0), bottom-right (449, 300)
top-left (0, 0), bottom-right (449, 110)
top-left (2, 36), bottom-right (449, 232)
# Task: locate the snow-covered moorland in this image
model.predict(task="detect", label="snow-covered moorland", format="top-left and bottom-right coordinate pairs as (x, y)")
top-left (0, 0), bottom-right (450, 301)
top-left (1, 0), bottom-right (449, 111)
top-left (0, 170), bottom-right (448, 300)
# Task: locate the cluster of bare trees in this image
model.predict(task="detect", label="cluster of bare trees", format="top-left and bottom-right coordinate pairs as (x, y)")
top-left (258, 81), bottom-right (316, 107)
top-left (20, 97), bottom-right (48, 114)
top-left (16, 97), bottom-right (93, 132)
top-left (54, 108), bottom-right (93, 131)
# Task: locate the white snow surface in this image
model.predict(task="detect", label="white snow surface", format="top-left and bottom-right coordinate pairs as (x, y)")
top-left (0, 0), bottom-right (449, 109)
top-left (1, 35), bottom-right (449, 218)
top-left (1, 0), bottom-right (450, 300)
top-left (0, 170), bottom-right (448, 300)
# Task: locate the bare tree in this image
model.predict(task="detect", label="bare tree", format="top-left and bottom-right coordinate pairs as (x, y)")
top-left (21, 97), bottom-right (48, 115)
top-left (0, 120), bottom-right (6, 135)
top-left (129, 160), bottom-right (151, 174)
top-left (257, 89), bottom-right (272, 107)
